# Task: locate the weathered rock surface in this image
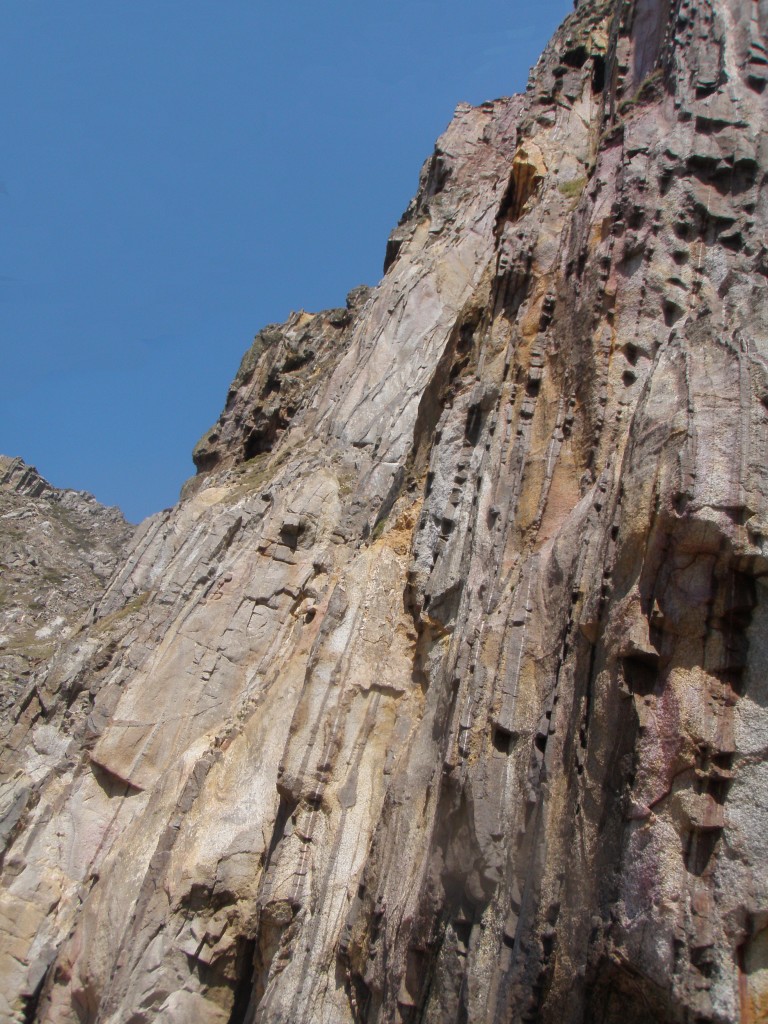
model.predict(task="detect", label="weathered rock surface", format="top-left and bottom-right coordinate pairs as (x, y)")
top-left (0, 457), bottom-right (133, 714)
top-left (2, 0), bottom-right (768, 1021)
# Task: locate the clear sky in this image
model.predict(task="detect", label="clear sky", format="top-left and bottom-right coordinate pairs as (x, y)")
top-left (1, 0), bottom-right (571, 523)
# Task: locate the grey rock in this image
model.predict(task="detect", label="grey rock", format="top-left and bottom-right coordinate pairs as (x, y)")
top-left (2, 0), bottom-right (768, 1022)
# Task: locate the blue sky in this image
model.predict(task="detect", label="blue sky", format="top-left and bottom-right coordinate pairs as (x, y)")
top-left (1, 0), bottom-right (571, 523)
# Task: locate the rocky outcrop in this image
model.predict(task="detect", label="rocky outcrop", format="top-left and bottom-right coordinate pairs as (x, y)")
top-left (0, 457), bottom-right (133, 714)
top-left (1, 0), bottom-right (768, 1021)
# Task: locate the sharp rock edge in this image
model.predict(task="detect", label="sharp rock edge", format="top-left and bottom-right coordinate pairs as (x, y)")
top-left (2, 0), bottom-right (768, 1021)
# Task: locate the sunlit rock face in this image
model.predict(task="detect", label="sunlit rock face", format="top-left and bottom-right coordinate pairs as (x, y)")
top-left (0, 457), bottom-right (132, 716)
top-left (2, 0), bottom-right (768, 1020)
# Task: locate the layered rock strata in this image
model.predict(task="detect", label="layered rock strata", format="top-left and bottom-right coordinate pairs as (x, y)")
top-left (2, 0), bottom-right (768, 1021)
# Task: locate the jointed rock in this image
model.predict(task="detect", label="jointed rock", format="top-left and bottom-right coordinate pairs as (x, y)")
top-left (2, 0), bottom-right (768, 1020)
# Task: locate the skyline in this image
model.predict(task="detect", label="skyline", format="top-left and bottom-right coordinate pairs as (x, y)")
top-left (1, 1), bottom-right (572, 522)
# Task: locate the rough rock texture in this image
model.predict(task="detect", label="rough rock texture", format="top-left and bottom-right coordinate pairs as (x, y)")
top-left (0, 457), bottom-right (133, 713)
top-left (2, 0), bottom-right (768, 1021)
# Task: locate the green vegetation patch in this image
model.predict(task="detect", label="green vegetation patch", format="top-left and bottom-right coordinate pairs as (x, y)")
top-left (558, 176), bottom-right (587, 199)
top-left (92, 591), bottom-right (151, 635)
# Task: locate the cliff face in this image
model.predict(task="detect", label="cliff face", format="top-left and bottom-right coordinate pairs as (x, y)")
top-left (0, 457), bottom-right (132, 715)
top-left (2, 0), bottom-right (768, 1021)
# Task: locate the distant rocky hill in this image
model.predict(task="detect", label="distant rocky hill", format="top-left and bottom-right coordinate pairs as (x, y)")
top-left (2, 0), bottom-right (768, 1021)
top-left (0, 456), bottom-right (133, 711)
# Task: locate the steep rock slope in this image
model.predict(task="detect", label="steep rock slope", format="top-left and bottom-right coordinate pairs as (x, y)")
top-left (2, 0), bottom-right (768, 1021)
top-left (0, 457), bottom-right (133, 714)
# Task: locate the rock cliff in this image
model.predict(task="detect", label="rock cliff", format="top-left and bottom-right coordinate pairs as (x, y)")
top-left (0, 457), bottom-right (132, 715)
top-left (2, 0), bottom-right (768, 1021)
